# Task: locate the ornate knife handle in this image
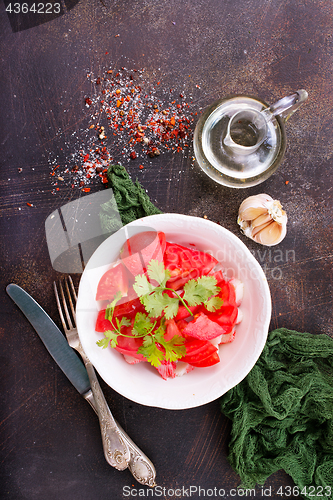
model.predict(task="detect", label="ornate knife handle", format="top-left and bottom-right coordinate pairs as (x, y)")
top-left (84, 360), bottom-right (130, 471)
top-left (84, 387), bottom-right (156, 487)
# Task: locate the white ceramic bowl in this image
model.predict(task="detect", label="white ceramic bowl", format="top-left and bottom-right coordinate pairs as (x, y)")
top-left (76, 214), bottom-right (271, 409)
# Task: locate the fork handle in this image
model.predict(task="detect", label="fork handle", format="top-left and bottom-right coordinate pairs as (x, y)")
top-left (84, 361), bottom-right (130, 471)
top-left (84, 389), bottom-right (157, 487)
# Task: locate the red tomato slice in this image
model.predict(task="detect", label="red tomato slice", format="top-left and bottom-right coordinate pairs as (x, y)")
top-left (113, 296), bottom-right (145, 318)
top-left (200, 280), bottom-right (238, 332)
top-left (95, 309), bottom-right (112, 332)
top-left (95, 313), bottom-right (145, 359)
top-left (210, 269), bottom-right (225, 283)
top-left (120, 231), bottom-right (166, 276)
top-left (96, 263), bottom-right (128, 301)
top-left (164, 318), bottom-right (181, 341)
top-left (176, 319), bottom-right (189, 334)
top-left (114, 329), bottom-right (145, 361)
top-left (182, 312), bottom-right (228, 340)
top-left (164, 242), bottom-right (218, 290)
top-left (216, 280), bottom-right (237, 305)
top-left (188, 351), bottom-right (220, 367)
top-left (181, 337), bottom-right (219, 367)
top-left (207, 304), bottom-right (238, 328)
top-left (174, 304), bottom-right (200, 321)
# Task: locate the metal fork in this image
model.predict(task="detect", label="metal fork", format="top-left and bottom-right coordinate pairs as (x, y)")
top-left (54, 277), bottom-right (156, 486)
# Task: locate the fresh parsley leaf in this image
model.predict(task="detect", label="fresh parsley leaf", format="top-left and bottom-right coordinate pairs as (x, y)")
top-left (133, 274), bottom-right (153, 297)
top-left (138, 335), bottom-right (164, 367)
top-left (115, 316), bottom-right (131, 329)
top-left (97, 259), bottom-right (225, 368)
top-left (183, 276), bottom-right (220, 306)
top-left (96, 330), bottom-right (119, 349)
top-left (155, 330), bottom-right (186, 362)
top-left (197, 275), bottom-right (220, 296)
top-left (147, 259), bottom-right (170, 286)
top-left (142, 291), bottom-right (179, 319)
top-left (105, 290), bottom-right (122, 321)
top-left (132, 312), bottom-right (154, 337)
top-left (163, 298), bottom-right (180, 319)
top-left (182, 279), bottom-right (205, 306)
top-left (205, 296), bottom-right (223, 312)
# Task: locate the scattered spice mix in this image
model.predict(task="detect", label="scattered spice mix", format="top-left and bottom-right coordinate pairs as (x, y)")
top-left (49, 66), bottom-right (198, 193)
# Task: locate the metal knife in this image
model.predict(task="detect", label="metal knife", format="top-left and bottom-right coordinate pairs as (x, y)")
top-left (6, 283), bottom-right (156, 487)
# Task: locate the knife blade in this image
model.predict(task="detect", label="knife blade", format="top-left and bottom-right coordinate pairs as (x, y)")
top-left (6, 283), bottom-right (91, 395)
top-left (6, 283), bottom-right (157, 487)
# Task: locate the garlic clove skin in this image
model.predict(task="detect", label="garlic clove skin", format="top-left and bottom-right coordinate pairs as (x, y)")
top-left (238, 194), bottom-right (287, 246)
top-left (251, 213), bottom-right (273, 229)
top-left (240, 206), bottom-right (267, 221)
top-left (251, 219), bottom-right (274, 238)
top-left (255, 219), bottom-right (286, 246)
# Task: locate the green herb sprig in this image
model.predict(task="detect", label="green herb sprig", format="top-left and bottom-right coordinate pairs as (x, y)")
top-left (96, 260), bottom-right (223, 367)
top-left (133, 260), bottom-right (222, 318)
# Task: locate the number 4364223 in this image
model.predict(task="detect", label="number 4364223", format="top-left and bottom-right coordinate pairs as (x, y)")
top-left (5, 3), bottom-right (61, 14)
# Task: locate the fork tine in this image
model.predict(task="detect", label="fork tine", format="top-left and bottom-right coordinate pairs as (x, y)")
top-left (64, 277), bottom-right (76, 326)
top-left (68, 275), bottom-right (77, 302)
top-left (59, 279), bottom-right (74, 330)
top-left (55, 281), bottom-right (73, 330)
top-left (53, 281), bottom-right (68, 333)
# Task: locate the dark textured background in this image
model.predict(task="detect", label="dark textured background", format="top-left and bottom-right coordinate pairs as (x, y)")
top-left (0, 1), bottom-right (332, 499)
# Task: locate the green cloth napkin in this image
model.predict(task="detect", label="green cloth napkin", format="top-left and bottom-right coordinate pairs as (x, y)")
top-left (101, 165), bottom-right (333, 499)
top-left (220, 328), bottom-right (333, 499)
top-left (99, 164), bottom-right (162, 234)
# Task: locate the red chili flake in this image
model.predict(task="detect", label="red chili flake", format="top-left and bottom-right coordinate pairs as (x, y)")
top-left (285, 180), bottom-right (289, 185)
top-left (83, 187), bottom-right (91, 192)
top-left (129, 151), bottom-right (137, 160)
top-left (96, 77), bottom-right (101, 85)
top-left (139, 165), bottom-right (144, 169)
top-left (83, 154), bottom-right (89, 162)
top-left (26, 202), bottom-right (33, 207)
top-left (85, 97), bottom-right (92, 106)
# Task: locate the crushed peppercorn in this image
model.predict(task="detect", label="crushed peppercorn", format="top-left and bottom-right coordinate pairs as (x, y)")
top-left (48, 65), bottom-right (198, 192)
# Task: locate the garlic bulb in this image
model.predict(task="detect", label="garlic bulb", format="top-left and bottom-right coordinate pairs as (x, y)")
top-left (238, 194), bottom-right (287, 246)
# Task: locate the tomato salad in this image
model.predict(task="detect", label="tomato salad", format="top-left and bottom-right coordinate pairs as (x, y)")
top-left (95, 231), bottom-right (243, 380)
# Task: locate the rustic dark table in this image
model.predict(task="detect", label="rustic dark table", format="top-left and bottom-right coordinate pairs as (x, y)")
top-left (1, 1), bottom-right (332, 499)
